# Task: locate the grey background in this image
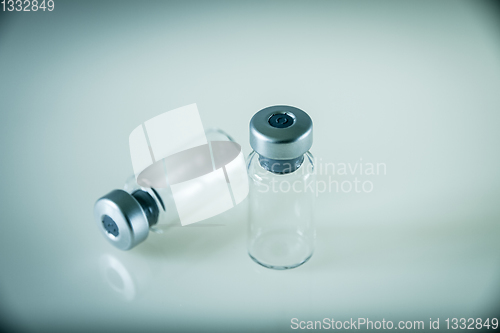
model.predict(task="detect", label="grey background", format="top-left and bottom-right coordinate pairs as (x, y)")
top-left (1, 0), bottom-right (500, 332)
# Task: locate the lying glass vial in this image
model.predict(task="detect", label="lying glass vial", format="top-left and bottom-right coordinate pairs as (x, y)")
top-left (94, 129), bottom-right (236, 251)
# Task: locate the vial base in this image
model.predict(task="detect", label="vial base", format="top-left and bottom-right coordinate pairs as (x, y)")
top-left (248, 230), bottom-right (314, 270)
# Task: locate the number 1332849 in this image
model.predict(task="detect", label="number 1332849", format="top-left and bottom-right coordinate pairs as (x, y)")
top-left (2, 0), bottom-right (54, 11)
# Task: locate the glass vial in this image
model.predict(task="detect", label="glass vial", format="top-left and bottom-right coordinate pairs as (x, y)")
top-left (247, 105), bottom-right (315, 270)
top-left (94, 128), bottom-right (236, 251)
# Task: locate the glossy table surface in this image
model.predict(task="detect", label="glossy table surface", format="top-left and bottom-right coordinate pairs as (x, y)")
top-left (1, 1), bottom-right (499, 332)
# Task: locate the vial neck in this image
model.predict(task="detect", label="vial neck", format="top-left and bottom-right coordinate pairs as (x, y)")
top-left (258, 154), bottom-right (305, 174)
top-left (131, 190), bottom-right (160, 227)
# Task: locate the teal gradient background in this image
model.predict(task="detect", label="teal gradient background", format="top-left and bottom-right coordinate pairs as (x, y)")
top-left (0, 1), bottom-right (500, 332)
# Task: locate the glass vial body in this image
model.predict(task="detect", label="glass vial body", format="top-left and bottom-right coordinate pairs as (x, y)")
top-left (247, 151), bottom-right (315, 269)
top-left (122, 127), bottom-right (238, 230)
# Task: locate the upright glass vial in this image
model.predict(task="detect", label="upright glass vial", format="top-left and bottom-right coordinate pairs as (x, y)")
top-left (247, 105), bottom-right (315, 269)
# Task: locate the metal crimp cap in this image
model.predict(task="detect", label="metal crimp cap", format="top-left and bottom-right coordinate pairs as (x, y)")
top-left (94, 189), bottom-right (152, 251)
top-left (249, 105), bottom-right (313, 160)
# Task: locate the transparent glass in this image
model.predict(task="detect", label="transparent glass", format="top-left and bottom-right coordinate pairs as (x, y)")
top-left (123, 128), bottom-right (236, 232)
top-left (247, 151), bottom-right (315, 269)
